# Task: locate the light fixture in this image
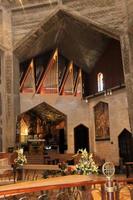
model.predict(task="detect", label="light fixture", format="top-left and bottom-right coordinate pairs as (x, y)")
top-left (104, 89), bottom-right (112, 96)
top-left (85, 99), bottom-right (88, 103)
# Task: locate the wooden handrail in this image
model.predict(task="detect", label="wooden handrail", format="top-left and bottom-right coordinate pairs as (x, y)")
top-left (0, 175), bottom-right (105, 196)
top-left (0, 175), bottom-right (133, 198)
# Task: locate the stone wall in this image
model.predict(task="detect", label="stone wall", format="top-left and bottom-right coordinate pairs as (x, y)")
top-left (11, 0), bottom-right (125, 47)
top-left (88, 88), bottom-right (130, 165)
top-left (20, 88), bottom-right (130, 164)
top-left (12, 6), bottom-right (55, 46)
top-left (0, 6), bottom-right (20, 151)
top-left (0, 52), bottom-right (2, 151)
top-left (20, 94), bottom-right (89, 153)
top-left (0, 10), bottom-right (2, 44)
top-left (0, 0), bottom-right (132, 157)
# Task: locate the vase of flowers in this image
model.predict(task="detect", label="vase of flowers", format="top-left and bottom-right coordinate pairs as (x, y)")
top-left (75, 149), bottom-right (98, 175)
top-left (14, 148), bottom-right (27, 167)
top-left (74, 149), bottom-right (99, 197)
top-left (14, 148), bottom-right (27, 181)
top-left (58, 149), bottom-right (98, 176)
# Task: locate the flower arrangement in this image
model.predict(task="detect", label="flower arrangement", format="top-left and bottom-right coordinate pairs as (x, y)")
top-left (58, 161), bottom-right (76, 175)
top-left (58, 149), bottom-right (98, 176)
top-left (75, 149), bottom-right (98, 175)
top-left (58, 161), bottom-right (68, 175)
top-left (14, 148), bottom-right (27, 166)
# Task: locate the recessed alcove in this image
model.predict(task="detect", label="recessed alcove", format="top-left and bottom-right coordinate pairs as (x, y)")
top-left (16, 102), bottom-right (67, 154)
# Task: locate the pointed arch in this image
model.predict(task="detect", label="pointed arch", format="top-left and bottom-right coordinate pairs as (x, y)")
top-left (118, 129), bottom-right (133, 162)
top-left (74, 124), bottom-right (89, 153)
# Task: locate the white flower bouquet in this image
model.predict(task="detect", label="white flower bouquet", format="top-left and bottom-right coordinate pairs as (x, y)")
top-left (75, 149), bottom-right (98, 175)
top-left (14, 148), bottom-right (27, 166)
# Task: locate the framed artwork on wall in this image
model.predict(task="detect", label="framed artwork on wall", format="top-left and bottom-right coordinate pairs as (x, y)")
top-left (94, 101), bottom-right (110, 141)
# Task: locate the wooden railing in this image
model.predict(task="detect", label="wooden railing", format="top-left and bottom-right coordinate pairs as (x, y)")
top-left (0, 175), bottom-right (133, 200)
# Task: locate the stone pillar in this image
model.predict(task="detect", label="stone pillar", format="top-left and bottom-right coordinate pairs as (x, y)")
top-left (0, 50), bottom-right (3, 151)
top-left (1, 6), bottom-right (20, 151)
top-left (120, 0), bottom-right (133, 133)
top-left (67, 118), bottom-right (74, 153)
top-left (120, 33), bottom-right (133, 133)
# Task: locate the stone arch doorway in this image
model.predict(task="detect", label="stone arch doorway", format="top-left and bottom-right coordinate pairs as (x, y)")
top-left (74, 124), bottom-right (89, 153)
top-left (118, 128), bottom-right (133, 163)
top-left (16, 102), bottom-right (67, 154)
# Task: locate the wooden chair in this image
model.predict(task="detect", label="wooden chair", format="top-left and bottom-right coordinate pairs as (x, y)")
top-left (18, 197), bottom-right (28, 200)
top-left (0, 195), bottom-right (7, 200)
top-left (73, 190), bottom-right (82, 200)
top-left (0, 170), bottom-right (13, 181)
top-left (38, 194), bottom-right (48, 200)
top-left (56, 191), bottom-right (70, 200)
top-left (0, 158), bottom-right (13, 182)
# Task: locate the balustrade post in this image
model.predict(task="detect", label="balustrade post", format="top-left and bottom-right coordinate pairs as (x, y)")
top-left (105, 178), bottom-right (115, 200)
top-left (101, 184), bottom-right (106, 200)
top-left (102, 162), bottom-right (118, 200)
top-left (12, 164), bottom-right (16, 183)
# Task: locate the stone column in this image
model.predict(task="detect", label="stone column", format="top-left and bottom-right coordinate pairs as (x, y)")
top-left (120, 0), bottom-right (133, 133)
top-left (120, 33), bottom-right (133, 133)
top-left (0, 50), bottom-right (3, 151)
top-left (67, 119), bottom-right (74, 153)
top-left (1, 5), bottom-right (20, 151)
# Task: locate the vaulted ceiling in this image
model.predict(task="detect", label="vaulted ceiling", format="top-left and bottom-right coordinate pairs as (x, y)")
top-left (14, 9), bottom-right (110, 73)
top-left (12, 0), bottom-right (133, 73)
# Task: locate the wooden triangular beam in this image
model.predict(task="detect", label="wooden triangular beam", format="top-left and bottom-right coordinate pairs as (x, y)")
top-left (35, 51), bottom-right (53, 90)
top-left (59, 61), bottom-right (74, 95)
top-left (20, 60), bottom-right (31, 83)
top-left (36, 49), bottom-right (58, 94)
top-left (58, 55), bottom-right (68, 91)
top-left (20, 59), bottom-right (35, 93)
top-left (74, 68), bottom-right (82, 96)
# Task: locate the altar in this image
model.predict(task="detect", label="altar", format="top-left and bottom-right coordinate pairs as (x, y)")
top-left (27, 139), bottom-right (45, 154)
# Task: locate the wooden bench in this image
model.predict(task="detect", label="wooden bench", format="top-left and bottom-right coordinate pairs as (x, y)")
top-left (0, 170), bottom-right (13, 181)
top-left (125, 162), bottom-right (133, 177)
top-left (44, 153), bottom-right (74, 164)
top-left (0, 153), bottom-right (16, 181)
